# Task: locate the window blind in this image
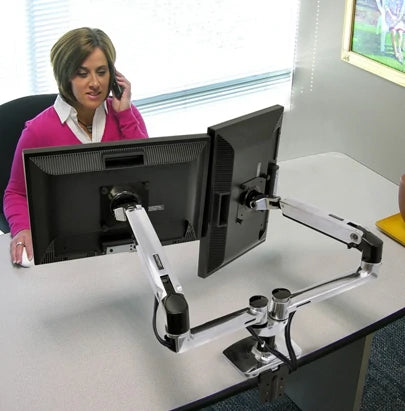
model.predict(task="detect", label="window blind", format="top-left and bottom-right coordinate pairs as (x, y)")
top-left (1, 0), bottom-right (298, 111)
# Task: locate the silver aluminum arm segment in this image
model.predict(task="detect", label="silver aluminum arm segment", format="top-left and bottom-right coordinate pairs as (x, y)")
top-left (252, 196), bottom-right (383, 264)
top-left (123, 204), bottom-right (190, 338)
top-left (288, 261), bottom-right (379, 315)
top-left (124, 205), bottom-right (183, 303)
top-left (120, 204), bottom-right (267, 353)
top-left (168, 302), bottom-right (267, 353)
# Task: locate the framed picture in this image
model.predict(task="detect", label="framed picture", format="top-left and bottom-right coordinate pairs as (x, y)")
top-left (341, 0), bottom-right (405, 87)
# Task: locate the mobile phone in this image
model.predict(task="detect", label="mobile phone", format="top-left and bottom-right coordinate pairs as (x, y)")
top-left (110, 66), bottom-right (123, 99)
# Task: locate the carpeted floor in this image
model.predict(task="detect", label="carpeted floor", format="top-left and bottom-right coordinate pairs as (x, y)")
top-left (360, 316), bottom-right (405, 411)
top-left (201, 315), bottom-right (405, 411)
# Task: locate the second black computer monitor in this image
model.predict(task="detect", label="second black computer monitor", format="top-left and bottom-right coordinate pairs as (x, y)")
top-left (198, 105), bottom-right (282, 277)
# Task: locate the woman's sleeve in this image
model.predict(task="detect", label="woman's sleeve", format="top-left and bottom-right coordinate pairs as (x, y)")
top-left (115, 104), bottom-right (148, 140)
top-left (3, 126), bottom-right (37, 236)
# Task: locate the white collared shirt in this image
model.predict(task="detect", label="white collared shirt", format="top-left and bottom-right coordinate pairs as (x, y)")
top-left (54, 95), bottom-right (107, 143)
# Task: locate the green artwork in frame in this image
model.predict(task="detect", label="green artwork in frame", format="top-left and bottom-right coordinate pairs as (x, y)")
top-left (341, 0), bottom-right (405, 87)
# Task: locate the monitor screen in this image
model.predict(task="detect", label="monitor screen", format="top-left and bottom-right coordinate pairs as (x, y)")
top-left (198, 105), bottom-right (283, 278)
top-left (24, 134), bottom-right (210, 264)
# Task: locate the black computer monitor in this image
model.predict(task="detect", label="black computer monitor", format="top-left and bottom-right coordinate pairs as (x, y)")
top-left (24, 105), bottom-right (283, 278)
top-left (24, 134), bottom-right (210, 264)
top-left (197, 105), bottom-right (283, 278)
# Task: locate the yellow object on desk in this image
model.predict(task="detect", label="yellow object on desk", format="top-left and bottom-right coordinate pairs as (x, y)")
top-left (376, 213), bottom-right (405, 246)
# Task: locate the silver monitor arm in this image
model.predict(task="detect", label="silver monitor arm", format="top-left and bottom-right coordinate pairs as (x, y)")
top-left (222, 195), bottom-right (382, 377)
top-left (118, 204), bottom-right (266, 352)
top-left (112, 191), bottom-right (382, 377)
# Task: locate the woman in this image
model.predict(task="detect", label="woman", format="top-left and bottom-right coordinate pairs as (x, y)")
top-left (4, 27), bottom-right (148, 265)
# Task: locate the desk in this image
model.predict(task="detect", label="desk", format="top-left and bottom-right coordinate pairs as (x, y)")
top-left (0, 153), bottom-right (404, 411)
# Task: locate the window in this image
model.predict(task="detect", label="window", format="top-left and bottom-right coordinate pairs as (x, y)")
top-left (1, 0), bottom-right (298, 133)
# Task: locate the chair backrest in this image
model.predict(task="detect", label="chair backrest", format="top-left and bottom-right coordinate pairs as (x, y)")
top-left (0, 93), bottom-right (57, 233)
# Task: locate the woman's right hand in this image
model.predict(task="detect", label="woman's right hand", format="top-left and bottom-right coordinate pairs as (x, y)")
top-left (10, 229), bottom-right (33, 265)
top-left (111, 69), bottom-right (132, 112)
top-left (399, 174), bottom-right (405, 222)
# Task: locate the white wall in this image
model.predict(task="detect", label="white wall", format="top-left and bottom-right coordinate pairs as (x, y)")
top-left (144, 0), bottom-right (404, 184)
top-left (280, 0), bottom-right (404, 184)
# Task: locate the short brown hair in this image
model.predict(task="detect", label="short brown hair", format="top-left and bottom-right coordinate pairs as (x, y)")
top-left (50, 27), bottom-right (116, 105)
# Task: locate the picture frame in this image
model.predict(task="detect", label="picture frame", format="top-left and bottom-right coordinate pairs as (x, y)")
top-left (341, 0), bottom-right (405, 87)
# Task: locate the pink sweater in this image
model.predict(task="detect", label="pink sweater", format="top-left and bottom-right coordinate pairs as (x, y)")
top-left (4, 98), bottom-right (148, 236)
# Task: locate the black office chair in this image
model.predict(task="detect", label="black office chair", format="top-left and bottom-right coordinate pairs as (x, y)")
top-left (0, 93), bottom-right (57, 233)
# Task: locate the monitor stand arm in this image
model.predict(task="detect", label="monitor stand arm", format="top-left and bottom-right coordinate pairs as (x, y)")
top-left (222, 195), bottom-right (383, 377)
top-left (120, 204), bottom-right (190, 338)
top-left (118, 204), bottom-right (267, 353)
top-left (251, 196), bottom-right (382, 265)
top-left (113, 195), bottom-right (382, 377)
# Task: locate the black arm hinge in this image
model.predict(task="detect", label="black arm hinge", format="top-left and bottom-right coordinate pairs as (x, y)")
top-left (350, 224), bottom-right (383, 264)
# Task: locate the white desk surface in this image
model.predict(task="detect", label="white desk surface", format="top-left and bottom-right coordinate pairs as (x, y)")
top-left (0, 152), bottom-right (404, 411)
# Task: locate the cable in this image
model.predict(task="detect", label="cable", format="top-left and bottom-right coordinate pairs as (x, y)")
top-left (284, 311), bottom-right (297, 371)
top-left (152, 297), bottom-right (172, 348)
top-left (247, 310), bottom-right (298, 372)
top-left (247, 326), bottom-right (294, 371)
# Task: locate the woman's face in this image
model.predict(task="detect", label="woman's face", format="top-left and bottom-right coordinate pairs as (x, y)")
top-left (71, 47), bottom-right (110, 116)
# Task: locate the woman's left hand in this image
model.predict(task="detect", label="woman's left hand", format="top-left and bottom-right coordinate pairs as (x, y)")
top-left (10, 229), bottom-right (33, 265)
top-left (111, 69), bottom-right (132, 112)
